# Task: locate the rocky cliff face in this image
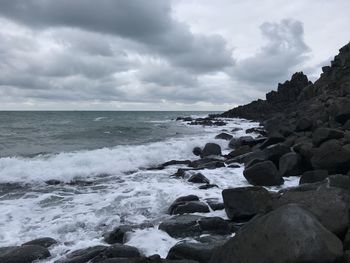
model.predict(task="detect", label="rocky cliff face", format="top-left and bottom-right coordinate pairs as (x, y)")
top-left (221, 42), bottom-right (350, 130)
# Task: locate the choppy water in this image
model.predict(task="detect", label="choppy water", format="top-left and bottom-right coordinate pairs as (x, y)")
top-left (0, 111), bottom-right (299, 261)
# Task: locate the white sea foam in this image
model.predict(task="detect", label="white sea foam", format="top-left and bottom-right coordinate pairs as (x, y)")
top-left (94, 117), bottom-right (108, 121)
top-left (0, 118), bottom-right (299, 262)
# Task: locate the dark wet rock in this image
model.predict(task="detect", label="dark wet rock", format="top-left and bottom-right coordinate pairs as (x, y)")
top-left (0, 245), bottom-right (50, 263)
top-left (215, 133), bottom-right (233, 141)
top-left (168, 195), bottom-right (209, 215)
top-left (243, 161), bottom-right (284, 186)
top-left (344, 229), bottom-right (350, 250)
top-left (198, 184), bottom-right (218, 190)
top-left (22, 237), bottom-right (57, 248)
top-left (299, 170), bottom-right (329, 185)
top-left (162, 160), bottom-right (192, 168)
top-left (231, 128), bottom-right (243, 132)
top-left (263, 143), bottom-right (291, 167)
top-left (312, 128), bottom-right (345, 146)
top-left (90, 244), bottom-right (140, 263)
top-left (311, 139), bottom-right (350, 174)
top-left (167, 241), bottom-right (223, 263)
top-left (200, 143), bottom-right (221, 158)
top-left (104, 225), bottom-right (134, 244)
top-left (190, 158), bottom-right (225, 170)
top-left (171, 201), bottom-right (210, 215)
top-left (279, 152), bottom-right (303, 177)
top-left (198, 217), bottom-right (231, 235)
top-left (228, 136), bottom-right (260, 149)
top-left (334, 100), bottom-right (350, 124)
top-left (188, 173), bottom-right (210, 184)
top-left (192, 147), bottom-right (202, 157)
top-left (226, 145), bottom-right (251, 159)
top-left (222, 186), bottom-right (272, 221)
top-left (227, 163), bottom-right (240, 168)
top-left (327, 174), bottom-right (350, 191)
top-left (45, 179), bottom-right (62, 185)
top-left (273, 187), bottom-right (350, 235)
top-left (210, 204), bottom-right (343, 263)
top-left (258, 135), bottom-right (285, 150)
top-left (55, 246), bottom-right (107, 263)
top-left (295, 117), bottom-right (313, 132)
top-left (244, 158), bottom-right (265, 168)
top-left (176, 117), bottom-right (193, 122)
top-left (205, 199), bottom-right (224, 211)
top-left (344, 120), bottom-right (350, 130)
top-left (159, 215), bottom-right (203, 238)
top-left (245, 127), bottom-right (266, 136)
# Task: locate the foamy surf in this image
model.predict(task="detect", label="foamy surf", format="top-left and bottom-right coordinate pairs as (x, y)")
top-left (0, 117), bottom-right (299, 262)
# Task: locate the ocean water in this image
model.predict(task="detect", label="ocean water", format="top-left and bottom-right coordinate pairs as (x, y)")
top-left (0, 111), bottom-right (299, 261)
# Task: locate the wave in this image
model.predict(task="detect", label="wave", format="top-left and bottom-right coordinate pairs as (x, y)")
top-left (0, 134), bottom-right (224, 184)
top-left (93, 117), bottom-right (108, 121)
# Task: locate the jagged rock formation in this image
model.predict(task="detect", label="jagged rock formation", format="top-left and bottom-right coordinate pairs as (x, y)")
top-left (221, 42), bottom-right (350, 129)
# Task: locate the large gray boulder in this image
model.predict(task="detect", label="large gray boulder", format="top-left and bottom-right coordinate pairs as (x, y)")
top-left (312, 128), bottom-right (344, 146)
top-left (279, 152), bottom-right (303, 177)
top-left (0, 245), bottom-right (51, 263)
top-left (273, 187), bottom-right (350, 235)
top-left (243, 161), bottom-right (284, 186)
top-left (311, 139), bottom-right (350, 174)
top-left (222, 186), bottom-right (272, 220)
top-left (210, 204), bottom-right (343, 263)
top-left (200, 143), bottom-right (221, 158)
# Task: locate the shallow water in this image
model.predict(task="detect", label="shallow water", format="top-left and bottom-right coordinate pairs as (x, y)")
top-left (0, 113), bottom-right (299, 261)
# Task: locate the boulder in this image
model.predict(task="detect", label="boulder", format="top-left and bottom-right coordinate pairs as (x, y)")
top-left (263, 143), bottom-right (291, 167)
top-left (189, 158), bottom-right (225, 169)
top-left (167, 241), bottom-right (222, 263)
top-left (192, 147), bottom-right (202, 156)
top-left (228, 136), bottom-right (259, 149)
top-left (210, 204), bottom-right (343, 263)
top-left (312, 128), bottom-right (344, 146)
top-left (258, 135), bottom-right (285, 149)
top-left (243, 161), bottom-right (284, 186)
top-left (55, 246), bottom-right (107, 263)
top-left (104, 225), bottom-right (134, 244)
top-left (222, 187), bottom-right (272, 220)
top-left (171, 201), bottom-right (210, 215)
top-left (344, 229), bottom-right (350, 250)
top-left (215, 133), bottom-right (233, 141)
top-left (279, 152), bottom-right (303, 177)
top-left (168, 195), bottom-right (199, 214)
top-left (273, 187), bottom-right (350, 235)
top-left (311, 139), bottom-right (350, 174)
top-left (188, 173), bottom-right (210, 184)
top-left (158, 215), bottom-right (203, 238)
top-left (90, 244), bottom-right (140, 263)
top-left (226, 145), bottom-right (251, 159)
top-left (0, 245), bottom-right (51, 263)
top-left (205, 199), bottom-right (224, 211)
top-left (197, 217), bottom-right (231, 235)
top-left (22, 237), bottom-right (57, 248)
top-left (299, 170), bottom-right (329, 185)
top-left (198, 184), bottom-right (218, 190)
top-left (295, 117), bottom-right (313, 131)
top-left (200, 143), bottom-right (221, 158)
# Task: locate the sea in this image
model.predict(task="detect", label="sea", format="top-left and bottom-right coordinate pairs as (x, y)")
top-left (0, 111), bottom-right (299, 261)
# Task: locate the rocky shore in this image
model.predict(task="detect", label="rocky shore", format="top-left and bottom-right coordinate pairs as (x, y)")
top-left (1, 43), bottom-right (350, 263)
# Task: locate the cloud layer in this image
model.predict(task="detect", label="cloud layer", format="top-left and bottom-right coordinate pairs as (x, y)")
top-left (0, 0), bottom-right (346, 110)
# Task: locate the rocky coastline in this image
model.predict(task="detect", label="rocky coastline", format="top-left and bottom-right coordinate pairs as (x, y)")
top-left (1, 43), bottom-right (350, 263)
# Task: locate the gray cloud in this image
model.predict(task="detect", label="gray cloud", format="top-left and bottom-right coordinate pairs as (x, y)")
top-left (231, 19), bottom-right (311, 90)
top-left (0, 0), bottom-right (233, 74)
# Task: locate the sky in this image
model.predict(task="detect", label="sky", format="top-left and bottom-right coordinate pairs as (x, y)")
top-left (0, 0), bottom-right (349, 111)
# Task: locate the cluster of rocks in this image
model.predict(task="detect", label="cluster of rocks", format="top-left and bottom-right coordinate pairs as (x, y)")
top-left (3, 42), bottom-right (350, 263)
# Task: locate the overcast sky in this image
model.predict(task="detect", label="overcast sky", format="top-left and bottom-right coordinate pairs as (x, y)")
top-left (0, 0), bottom-right (349, 111)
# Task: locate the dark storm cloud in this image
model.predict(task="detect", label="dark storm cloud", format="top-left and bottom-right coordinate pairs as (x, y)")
top-left (0, 0), bottom-right (233, 74)
top-left (231, 19), bottom-right (311, 89)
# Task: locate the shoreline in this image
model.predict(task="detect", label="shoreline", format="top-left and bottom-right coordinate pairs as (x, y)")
top-left (1, 41), bottom-right (350, 263)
